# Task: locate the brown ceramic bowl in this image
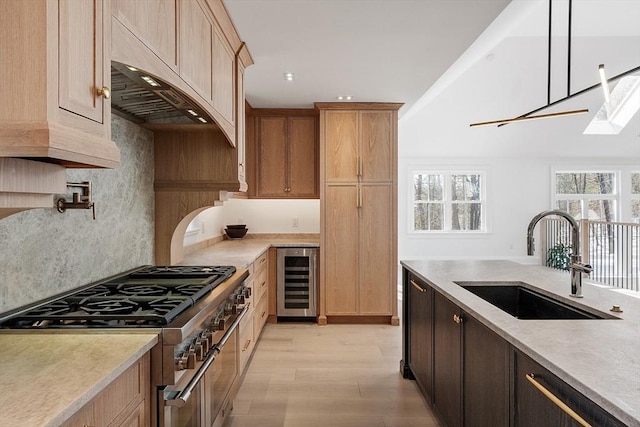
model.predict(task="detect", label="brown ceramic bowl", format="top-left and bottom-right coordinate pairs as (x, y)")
top-left (226, 224), bottom-right (247, 229)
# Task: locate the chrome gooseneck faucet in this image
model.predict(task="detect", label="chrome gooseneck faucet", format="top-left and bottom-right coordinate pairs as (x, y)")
top-left (526, 210), bottom-right (592, 298)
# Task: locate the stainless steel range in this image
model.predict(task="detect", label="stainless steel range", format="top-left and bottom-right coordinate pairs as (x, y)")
top-left (0, 265), bottom-right (250, 427)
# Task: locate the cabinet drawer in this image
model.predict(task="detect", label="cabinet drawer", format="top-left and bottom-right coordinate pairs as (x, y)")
top-left (253, 291), bottom-right (269, 338)
top-left (238, 304), bottom-right (255, 373)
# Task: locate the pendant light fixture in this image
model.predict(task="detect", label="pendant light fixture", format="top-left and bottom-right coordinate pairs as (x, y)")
top-left (470, 0), bottom-right (589, 128)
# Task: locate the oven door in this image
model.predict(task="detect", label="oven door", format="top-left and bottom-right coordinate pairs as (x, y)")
top-left (162, 305), bottom-right (248, 427)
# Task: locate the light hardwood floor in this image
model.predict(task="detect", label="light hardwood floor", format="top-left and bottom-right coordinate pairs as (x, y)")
top-left (227, 321), bottom-right (441, 427)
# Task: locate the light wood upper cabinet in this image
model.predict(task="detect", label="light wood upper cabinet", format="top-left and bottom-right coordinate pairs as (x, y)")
top-left (111, 0), bottom-right (178, 69)
top-left (58, 0), bottom-right (104, 124)
top-left (179, 0), bottom-right (214, 103)
top-left (249, 112), bottom-right (319, 199)
top-left (0, 0), bottom-right (119, 168)
top-left (323, 109), bottom-right (394, 183)
top-left (213, 26), bottom-right (235, 126)
top-left (324, 111), bottom-right (358, 182)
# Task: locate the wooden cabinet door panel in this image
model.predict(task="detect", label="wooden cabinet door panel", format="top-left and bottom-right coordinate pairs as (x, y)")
top-left (257, 117), bottom-right (287, 196)
top-left (58, 0), bottom-right (103, 123)
top-left (408, 275), bottom-right (433, 400)
top-left (179, 0), bottom-right (213, 102)
top-left (325, 185), bottom-right (358, 314)
top-left (514, 351), bottom-right (625, 427)
top-left (213, 27), bottom-right (235, 125)
top-left (433, 293), bottom-right (462, 427)
top-left (463, 316), bottom-right (509, 427)
top-left (112, 0), bottom-right (177, 68)
top-left (359, 111), bottom-right (393, 182)
top-left (324, 111), bottom-right (357, 182)
top-left (288, 116), bottom-right (318, 197)
top-left (359, 184), bottom-right (393, 314)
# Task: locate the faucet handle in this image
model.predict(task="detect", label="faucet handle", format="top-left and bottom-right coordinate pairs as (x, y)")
top-left (570, 262), bottom-right (592, 274)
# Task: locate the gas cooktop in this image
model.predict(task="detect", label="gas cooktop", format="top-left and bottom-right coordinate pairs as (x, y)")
top-left (0, 265), bottom-right (236, 328)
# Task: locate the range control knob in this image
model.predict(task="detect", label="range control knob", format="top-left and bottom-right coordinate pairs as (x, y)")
top-left (175, 352), bottom-right (188, 371)
top-left (235, 294), bottom-right (245, 304)
top-left (200, 331), bottom-right (212, 353)
top-left (211, 316), bottom-right (225, 331)
top-left (186, 346), bottom-right (196, 369)
top-left (243, 287), bottom-right (252, 298)
top-left (224, 303), bottom-right (237, 315)
top-left (194, 340), bottom-right (205, 361)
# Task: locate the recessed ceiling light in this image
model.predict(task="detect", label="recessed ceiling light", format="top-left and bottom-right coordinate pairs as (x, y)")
top-left (187, 109), bottom-right (199, 116)
top-left (283, 72), bottom-right (295, 81)
top-left (197, 117), bottom-right (207, 123)
top-left (337, 96), bottom-right (352, 101)
top-left (126, 65), bottom-right (138, 72)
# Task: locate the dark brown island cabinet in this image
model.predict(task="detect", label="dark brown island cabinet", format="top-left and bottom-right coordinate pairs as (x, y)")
top-left (400, 268), bottom-right (626, 427)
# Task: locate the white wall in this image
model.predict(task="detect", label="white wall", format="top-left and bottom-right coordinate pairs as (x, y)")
top-left (398, 155), bottom-right (638, 263)
top-left (184, 199), bottom-right (320, 245)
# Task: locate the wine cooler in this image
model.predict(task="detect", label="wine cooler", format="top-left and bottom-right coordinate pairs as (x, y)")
top-left (276, 247), bottom-right (318, 318)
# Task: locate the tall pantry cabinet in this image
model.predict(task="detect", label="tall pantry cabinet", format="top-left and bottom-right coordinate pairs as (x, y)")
top-left (316, 103), bottom-right (402, 325)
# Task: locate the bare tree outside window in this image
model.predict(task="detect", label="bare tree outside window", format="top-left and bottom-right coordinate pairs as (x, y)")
top-left (632, 173), bottom-right (640, 222)
top-left (412, 171), bottom-right (484, 232)
top-left (555, 172), bottom-right (617, 221)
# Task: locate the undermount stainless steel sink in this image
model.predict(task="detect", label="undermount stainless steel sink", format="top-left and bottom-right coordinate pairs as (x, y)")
top-left (455, 281), bottom-right (616, 320)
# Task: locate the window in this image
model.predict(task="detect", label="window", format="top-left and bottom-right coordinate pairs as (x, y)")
top-left (412, 171), bottom-right (485, 232)
top-left (632, 172), bottom-right (640, 222)
top-left (554, 171), bottom-right (618, 221)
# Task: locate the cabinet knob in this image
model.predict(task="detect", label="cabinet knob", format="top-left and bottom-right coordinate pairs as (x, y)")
top-left (97, 86), bottom-right (111, 99)
top-left (453, 314), bottom-right (464, 324)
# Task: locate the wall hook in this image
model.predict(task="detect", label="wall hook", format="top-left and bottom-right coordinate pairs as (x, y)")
top-left (56, 181), bottom-right (96, 220)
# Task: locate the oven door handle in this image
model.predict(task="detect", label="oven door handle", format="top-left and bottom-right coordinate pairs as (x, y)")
top-left (214, 303), bottom-right (250, 351)
top-left (164, 304), bottom-right (250, 407)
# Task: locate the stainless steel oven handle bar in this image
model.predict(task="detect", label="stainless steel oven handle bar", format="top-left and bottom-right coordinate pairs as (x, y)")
top-left (165, 304), bottom-right (250, 407)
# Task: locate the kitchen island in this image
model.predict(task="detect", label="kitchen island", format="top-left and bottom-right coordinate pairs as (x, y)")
top-left (0, 332), bottom-right (158, 426)
top-left (401, 260), bottom-right (640, 427)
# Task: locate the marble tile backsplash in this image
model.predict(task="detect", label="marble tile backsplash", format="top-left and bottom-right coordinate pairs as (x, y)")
top-left (0, 116), bottom-right (155, 314)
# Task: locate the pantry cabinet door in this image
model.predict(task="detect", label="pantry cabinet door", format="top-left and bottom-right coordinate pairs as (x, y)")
top-left (324, 111), bottom-right (358, 183)
top-left (359, 184), bottom-right (393, 314)
top-left (359, 110), bottom-right (394, 182)
top-left (324, 185), bottom-right (358, 315)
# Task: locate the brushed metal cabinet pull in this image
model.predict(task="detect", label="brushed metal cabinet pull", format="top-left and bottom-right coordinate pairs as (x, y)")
top-left (410, 280), bottom-right (427, 293)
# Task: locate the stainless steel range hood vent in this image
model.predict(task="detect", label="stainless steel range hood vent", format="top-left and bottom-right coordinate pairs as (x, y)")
top-left (111, 62), bottom-right (214, 125)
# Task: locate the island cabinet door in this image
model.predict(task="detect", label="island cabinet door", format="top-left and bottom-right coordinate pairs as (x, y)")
top-left (407, 274), bottom-right (434, 401)
top-left (463, 316), bottom-right (510, 427)
top-left (513, 350), bottom-right (626, 427)
top-left (433, 292), bottom-right (463, 427)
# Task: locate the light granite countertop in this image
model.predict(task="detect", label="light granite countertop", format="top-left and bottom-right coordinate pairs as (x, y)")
top-left (180, 236), bottom-right (319, 268)
top-left (0, 332), bottom-right (158, 426)
top-left (401, 259), bottom-right (640, 426)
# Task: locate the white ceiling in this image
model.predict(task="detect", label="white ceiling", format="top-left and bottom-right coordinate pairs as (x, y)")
top-left (223, 0), bottom-right (511, 116)
top-left (223, 0), bottom-right (640, 158)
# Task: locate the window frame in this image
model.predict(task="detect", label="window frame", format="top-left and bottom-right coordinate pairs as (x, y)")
top-left (409, 169), bottom-right (487, 234)
top-left (552, 169), bottom-right (620, 221)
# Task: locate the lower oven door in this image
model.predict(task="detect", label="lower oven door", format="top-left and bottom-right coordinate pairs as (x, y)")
top-left (162, 305), bottom-right (247, 427)
top-left (204, 326), bottom-right (237, 426)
